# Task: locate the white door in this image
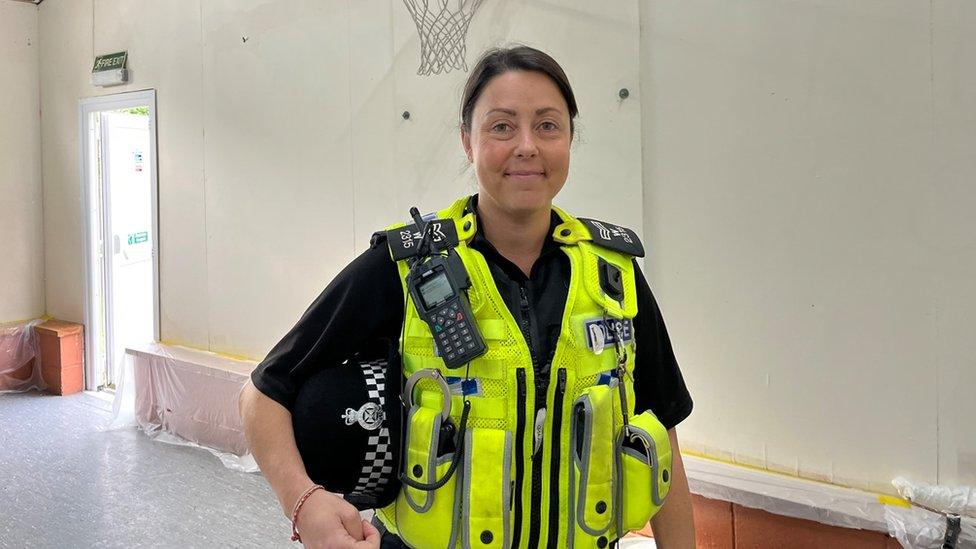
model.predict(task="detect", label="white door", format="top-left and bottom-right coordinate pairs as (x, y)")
top-left (100, 111), bottom-right (155, 389)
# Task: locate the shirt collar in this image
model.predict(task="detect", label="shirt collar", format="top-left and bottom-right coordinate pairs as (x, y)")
top-left (466, 193), bottom-right (562, 257)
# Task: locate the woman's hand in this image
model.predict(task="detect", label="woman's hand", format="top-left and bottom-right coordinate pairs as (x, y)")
top-left (294, 490), bottom-right (381, 548)
top-left (239, 383), bottom-right (380, 547)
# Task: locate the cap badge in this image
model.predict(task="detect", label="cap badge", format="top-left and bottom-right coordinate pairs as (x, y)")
top-left (342, 402), bottom-right (385, 431)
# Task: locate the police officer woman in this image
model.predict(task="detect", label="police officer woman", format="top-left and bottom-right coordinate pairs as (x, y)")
top-left (240, 46), bottom-right (695, 548)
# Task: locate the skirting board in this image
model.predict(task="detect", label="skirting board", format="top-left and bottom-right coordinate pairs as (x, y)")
top-left (683, 453), bottom-right (898, 533)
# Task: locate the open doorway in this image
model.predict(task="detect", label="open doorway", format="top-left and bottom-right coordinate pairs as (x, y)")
top-left (79, 89), bottom-right (159, 393)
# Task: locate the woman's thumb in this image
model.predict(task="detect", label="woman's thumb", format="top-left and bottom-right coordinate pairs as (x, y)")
top-left (357, 519), bottom-right (380, 547)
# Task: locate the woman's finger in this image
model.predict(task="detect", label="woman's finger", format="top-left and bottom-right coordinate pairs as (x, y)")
top-left (353, 519), bottom-right (381, 548)
top-left (337, 507), bottom-right (365, 541)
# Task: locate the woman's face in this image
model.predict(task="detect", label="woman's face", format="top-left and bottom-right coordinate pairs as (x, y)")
top-left (461, 70), bottom-right (572, 217)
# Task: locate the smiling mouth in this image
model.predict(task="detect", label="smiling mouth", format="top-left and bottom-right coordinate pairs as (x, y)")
top-left (505, 172), bottom-right (545, 177)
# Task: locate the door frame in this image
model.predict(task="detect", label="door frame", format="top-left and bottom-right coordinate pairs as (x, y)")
top-left (78, 89), bottom-right (160, 391)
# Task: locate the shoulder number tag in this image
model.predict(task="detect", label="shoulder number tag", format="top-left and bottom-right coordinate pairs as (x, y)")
top-left (386, 218), bottom-right (459, 260)
top-left (578, 218), bottom-right (645, 257)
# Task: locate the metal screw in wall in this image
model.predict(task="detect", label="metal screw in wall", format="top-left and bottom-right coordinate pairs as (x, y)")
top-left (618, 88), bottom-right (629, 100)
top-left (402, 111), bottom-right (411, 120)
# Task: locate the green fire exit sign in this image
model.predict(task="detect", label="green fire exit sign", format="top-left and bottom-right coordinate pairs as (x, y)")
top-left (127, 231), bottom-right (148, 245)
top-left (92, 51), bottom-right (127, 72)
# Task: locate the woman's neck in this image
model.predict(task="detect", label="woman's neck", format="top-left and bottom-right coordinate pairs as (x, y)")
top-left (476, 195), bottom-right (551, 277)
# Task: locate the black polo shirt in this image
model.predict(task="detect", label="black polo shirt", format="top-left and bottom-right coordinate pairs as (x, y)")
top-left (251, 198), bottom-right (693, 430)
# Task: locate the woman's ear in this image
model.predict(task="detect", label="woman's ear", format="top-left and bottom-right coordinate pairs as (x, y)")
top-left (460, 128), bottom-right (473, 163)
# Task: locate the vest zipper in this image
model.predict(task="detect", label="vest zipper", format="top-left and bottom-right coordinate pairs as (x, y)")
top-left (512, 368), bottom-right (527, 549)
top-left (518, 284), bottom-right (547, 549)
top-left (546, 368), bottom-right (568, 548)
top-left (517, 285), bottom-right (540, 365)
top-left (527, 404), bottom-right (544, 549)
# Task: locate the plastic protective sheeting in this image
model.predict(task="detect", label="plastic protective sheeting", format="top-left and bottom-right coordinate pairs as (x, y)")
top-left (884, 506), bottom-right (976, 548)
top-left (885, 477), bottom-right (976, 548)
top-left (683, 455), bottom-right (890, 533)
top-left (618, 536), bottom-right (657, 548)
top-left (0, 320), bottom-right (46, 393)
top-left (893, 477), bottom-right (976, 519)
top-left (107, 342), bottom-right (258, 473)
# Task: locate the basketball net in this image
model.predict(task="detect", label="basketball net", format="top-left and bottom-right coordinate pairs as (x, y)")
top-left (402, 0), bottom-right (484, 76)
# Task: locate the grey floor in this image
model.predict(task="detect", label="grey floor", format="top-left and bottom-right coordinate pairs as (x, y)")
top-left (0, 391), bottom-right (291, 548)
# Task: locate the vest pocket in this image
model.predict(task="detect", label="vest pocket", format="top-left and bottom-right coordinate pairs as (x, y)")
top-left (615, 410), bottom-right (673, 532)
top-left (461, 427), bottom-right (513, 549)
top-left (396, 405), bottom-right (462, 548)
top-left (570, 384), bottom-right (617, 546)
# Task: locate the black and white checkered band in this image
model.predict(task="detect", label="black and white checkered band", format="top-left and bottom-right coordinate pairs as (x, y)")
top-left (349, 360), bottom-right (395, 496)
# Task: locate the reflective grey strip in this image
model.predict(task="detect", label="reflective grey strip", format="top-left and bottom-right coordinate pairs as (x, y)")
top-left (502, 431), bottom-right (512, 549)
top-left (631, 425), bottom-right (665, 507)
top-left (568, 409), bottom-right (577, 548)
top-left (402, 406), bottom-right (441, 514)
top-left (572, 395), bottom-right (613, 536)
top-left (447, 450), bottom-right (463, 549)
top-left (616, 424), bottom-right (665, 510)
top-left (613, 432), bottom-right (625, 541)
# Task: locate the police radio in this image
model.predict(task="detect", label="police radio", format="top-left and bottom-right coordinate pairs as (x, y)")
top-left (405, 208), bottom-right (487, 369)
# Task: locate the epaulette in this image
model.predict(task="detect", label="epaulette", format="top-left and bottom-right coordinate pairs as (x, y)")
top-left (577, 217), bottom-right (645, 257)
top-left (369, 231), bottom-right (388, 249)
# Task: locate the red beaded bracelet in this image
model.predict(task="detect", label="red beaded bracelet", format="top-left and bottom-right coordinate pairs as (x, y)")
top-left (290, 484), bottom-right (325, 543)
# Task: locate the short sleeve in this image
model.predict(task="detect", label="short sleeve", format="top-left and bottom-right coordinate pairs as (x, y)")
top-left (250, 239), bottom-right (404, 411)
top-left (631, 259), bottom-right (694, 429)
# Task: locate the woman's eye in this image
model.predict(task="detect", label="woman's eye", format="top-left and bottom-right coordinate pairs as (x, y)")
top-left (540, 121), bottom-right (558, 131)
top-left (491, 122), bottom-right (512, 132)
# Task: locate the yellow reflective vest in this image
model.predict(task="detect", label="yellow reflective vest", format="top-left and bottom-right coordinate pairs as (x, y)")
top-left (376, 197), bottom-right (672, 548)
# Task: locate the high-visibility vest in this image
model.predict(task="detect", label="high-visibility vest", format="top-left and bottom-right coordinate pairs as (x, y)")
top-left (376, 196), bottom-right (672, 548)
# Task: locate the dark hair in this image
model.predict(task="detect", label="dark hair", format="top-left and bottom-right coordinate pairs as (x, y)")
top-left (460, 45), bottom-right (579, 136)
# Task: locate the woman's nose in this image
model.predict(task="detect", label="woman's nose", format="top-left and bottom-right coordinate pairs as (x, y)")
top-left (514, 130), bottom-right (539, 158)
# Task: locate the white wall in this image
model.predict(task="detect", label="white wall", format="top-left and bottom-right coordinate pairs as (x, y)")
top-left (34, 0), bottom-right (975, 499)
top-left (0, 1), bottom-right (43, 323)
top-left (37, 0), bottom-right (642, 357)
top-left (640, 0), bottom-right (976, 494)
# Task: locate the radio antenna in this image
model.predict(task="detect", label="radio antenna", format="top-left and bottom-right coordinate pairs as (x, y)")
top-left (409, 207), bottom-right (442, 256)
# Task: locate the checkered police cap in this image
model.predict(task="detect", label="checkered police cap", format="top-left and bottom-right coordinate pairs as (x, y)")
top-left (292, 340), bottom-right (402, 510)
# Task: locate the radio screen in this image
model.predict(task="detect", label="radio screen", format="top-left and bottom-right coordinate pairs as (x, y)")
top-left (418, 271), bottom-right (454, 309)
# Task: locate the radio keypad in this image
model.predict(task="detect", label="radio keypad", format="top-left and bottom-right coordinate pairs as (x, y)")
top-left (433, 301), bottom-right (478, 363)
